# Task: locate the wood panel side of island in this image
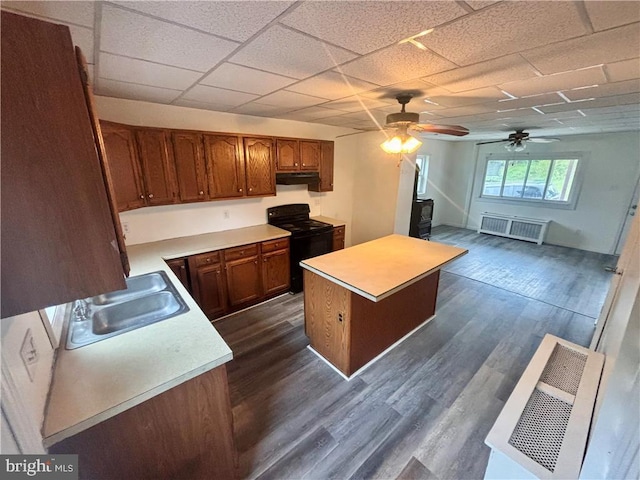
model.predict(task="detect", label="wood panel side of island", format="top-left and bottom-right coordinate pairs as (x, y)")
top-left (349, 271), bottom-right (440, 374)
top-left (304, 269), bottom-right (351, 374)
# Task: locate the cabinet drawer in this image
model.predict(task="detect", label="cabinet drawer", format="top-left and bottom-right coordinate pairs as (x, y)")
top-left (261, 237), bottom-right (289, 253)
top-left (224, 243), bottom-right (258, 262)
top-left (192, 251), bottom-right (221, 267)
top-left (333, 226), bottom-right (345, 237)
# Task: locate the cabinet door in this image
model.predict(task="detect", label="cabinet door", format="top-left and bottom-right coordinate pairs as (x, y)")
top-left (310, 141), bottom-right (334, 192)
top-left (190, 262), bottom-right (227, 319)
top-left (101, 121), bottom-right (146, 211)
top-left (225, 256), bottom-right (262, 307)
top-left (165, 258), bottom-right (190, 291)
top-left (262, 249), bottom-right (290, 296)
top-left (300, 140), bottom-right (320, 171)
top-left (204, 134), bottom-right (245, 199)
top-left (243, 137), bottom-right (275, 197)
top-left (135, 129), bottom-right (177, 206)
top-left (1, 12), bottom-right (126, 317)
top-left (276, 139), bottom-right (300, 171)
top-left (171, 132), bottom-right (208, 203)
top-left (332, 226), bottom-right (345, 251)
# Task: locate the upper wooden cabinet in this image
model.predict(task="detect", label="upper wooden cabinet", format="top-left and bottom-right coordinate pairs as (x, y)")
top-left (1, 12), bottom-right (126, 318)
top-left (135, 129), bottom-right (177, 206)
top-left (276, 139), bottom-right (300, 172)
top-left (101, 122), bottom-right (146, 211)
top-left (204, 134), bottom-right (246, 199)
top-left (300, 140), bottom-right (321, 171)
top-left (243, 137), bottom-right (276, 197)
top-left (171, 132), bottom-right (208, 203)
top-left (309, 141), bottom-right (335, 192)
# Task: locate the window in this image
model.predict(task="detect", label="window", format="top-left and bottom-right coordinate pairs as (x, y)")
top-left (416, 155), bottom-right (430, 198)
top-left (481, 155), bottom-right (580, 206)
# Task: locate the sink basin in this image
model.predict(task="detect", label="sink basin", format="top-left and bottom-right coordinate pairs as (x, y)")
top-left (66, 271), bottom-right (189, 349)
top-left (90, 272), bottom-right (168, 306)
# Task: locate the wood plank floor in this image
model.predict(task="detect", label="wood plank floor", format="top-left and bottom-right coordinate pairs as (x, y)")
top-left (215, 228), bottom-right (613, 480)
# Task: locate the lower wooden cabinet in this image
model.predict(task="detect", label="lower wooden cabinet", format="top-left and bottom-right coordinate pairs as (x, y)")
top-left (187, 238), bottom-right (290, 321)
top-left (333, 225), bottom-right (346, 251)
top-left (165, 257), bottom-right (190, 290)
top-left (49, 365), bottom-right (237, 480)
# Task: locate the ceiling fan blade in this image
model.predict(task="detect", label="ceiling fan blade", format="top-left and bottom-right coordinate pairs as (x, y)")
top-left (528, 137), bottom-right (561, 143)
top-left (410, 124), bottom-right (469, 136)
top-left (476, 139), bottom-right (509, 145)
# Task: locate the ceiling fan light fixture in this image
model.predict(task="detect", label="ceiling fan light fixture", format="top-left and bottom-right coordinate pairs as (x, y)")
top-left (505, 140), bottom-right (526, 152)
top-left (381, 133), bottom-right (422, 154)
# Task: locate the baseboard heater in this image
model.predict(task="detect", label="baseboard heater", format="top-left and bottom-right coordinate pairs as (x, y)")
top-left (478, 213), bottom-right (550, 245)
top-left (484, 334), bottom-right (604, 479)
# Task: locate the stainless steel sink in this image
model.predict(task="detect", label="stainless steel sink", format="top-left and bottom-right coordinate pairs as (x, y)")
top-left (66, 271), bottom-right (189, 349)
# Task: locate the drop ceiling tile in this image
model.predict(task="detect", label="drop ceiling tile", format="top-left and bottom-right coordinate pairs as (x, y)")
top-left (538, 97), bottom-right (619, 114)
top-left (423, 54), bottom-right (538, 93)
top-left (68, 25), bottom-right (94, 64)
top-left (112, 1), bottom-right (294, 42)
top-left (433, 103), bottom-right (499, 118)
top-left (256, 90), bottom-right (328, 109)
top-left (183, 85), bottom-right (259, 106)
top-left (522, 23), bottom-right (640, 75)
top-left (360, 80), bottom-right (449, 103)
top-left (276, 106), bottom-right (345, 121)
top-left (96, 78), bottom-right (181, 104)
top-left (101, 5), bottom-right (239, 72)
top-left (495, 93), bottom-right (566, 110)
top-left (606, 58), bottom-right (640, 83)
top-left (2, 1), bottom-right (94, 27)
top-left (584, 1), bottom-right (640, 31)
top-left (465, 1), bottom-right (500, 10)
top-left (173, 99), bottom-right (235, 112)
top-left (427, 87), bottom-right (508, 108)
top-left (421, 1), bottom-right (587, 66)
top-left (286, 72), bottom-right (379, 100)
top-left (562, 79), bottom-right (640, 101)
top-left (337, 43), bottom-right (457, 86)
top-left (99, 53), bottom-right (202, 90)
top-left (322, 97), bottom-right (390, 112)
top-left (338, 110), bottom-right (388, 124)
top-left (313, 115), bottom-right (359, 127)
top-left (280, 1), bottom-right (466, 55)
top-left (200, 63), bottom-right (296, 95)
top-left (499, 66), bottom-right (608, 97)
top-left (230, 103), bottom-right (294, 116)
top-left (229, 25), bottom-right (357, 79)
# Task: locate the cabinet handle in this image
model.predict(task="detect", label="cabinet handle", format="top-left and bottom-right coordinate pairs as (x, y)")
top-left (215, 270), bottom-right (220, 274)
top-left (238, 188), bottom-right (243, 192)
top-left (206, 258), bottom-right (211, 263)
top-left (294, 163), bottom-right (298, 166)
top-left (302, 163), bottom-right (305, 166)
top-left (199, 191), bottom-right (204, 195)
top-left (254, 260), bottom-right (258, 264)
top-left (180, 265), bottom-right (185, 271)
top-left (140, 194), bottom-right (145, 199)
top-left (248, 188), bottom-right (253, 192)
top-left (148, 193), bottom-right (154, 199)
top-left (263, 258), bottom-right (267, 262)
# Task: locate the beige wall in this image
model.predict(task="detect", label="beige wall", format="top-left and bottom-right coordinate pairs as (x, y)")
top-left (95, 96), bottom-right (357, 246)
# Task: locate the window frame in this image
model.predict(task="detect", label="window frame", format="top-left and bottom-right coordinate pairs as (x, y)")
top-left (415, 154), bottom-right (430, 199)
top-left (478, 152), bottom-right (585, 210)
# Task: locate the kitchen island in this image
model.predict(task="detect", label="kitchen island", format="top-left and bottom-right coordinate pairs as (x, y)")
top-left (300, 234), bottom-right (467, 378)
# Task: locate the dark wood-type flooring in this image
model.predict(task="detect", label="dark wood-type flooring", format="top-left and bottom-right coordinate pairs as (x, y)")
top-left (215, 227), bottom-right (615, 480)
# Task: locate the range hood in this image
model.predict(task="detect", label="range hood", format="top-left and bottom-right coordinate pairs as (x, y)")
top-left (276, 172), bottom-right (320, 185)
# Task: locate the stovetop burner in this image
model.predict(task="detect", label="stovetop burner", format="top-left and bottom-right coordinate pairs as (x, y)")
top-left (267, 204), bottom-right (332, 235)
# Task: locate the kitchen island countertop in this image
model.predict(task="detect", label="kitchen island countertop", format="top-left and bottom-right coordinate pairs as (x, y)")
top-left (43, 224), bottom-right (290, 447)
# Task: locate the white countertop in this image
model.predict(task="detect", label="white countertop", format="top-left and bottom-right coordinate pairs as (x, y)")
top-left (300, 234), bottom-right (467, 302)
top-left (312, 215), bottom-right (346, 227)
top-left (43, 224), bottom-right (290, 447)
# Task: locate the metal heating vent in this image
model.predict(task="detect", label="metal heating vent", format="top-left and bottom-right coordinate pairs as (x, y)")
top-left (508, 389), bottom-right (572, 472)
top-left (478, 213), bottom-right (550, 245)
top-left (540, 345), bottom-right (587, 396)
top-left (510, 221), bottom-right (543, 241)
top-left (481, 216), bottom-right (509, 234)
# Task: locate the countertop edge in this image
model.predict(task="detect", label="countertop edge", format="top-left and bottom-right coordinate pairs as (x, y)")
top-left (311, 215), bottom-right (346, 227)
top-left (43, 351), bottom-right (232, 447)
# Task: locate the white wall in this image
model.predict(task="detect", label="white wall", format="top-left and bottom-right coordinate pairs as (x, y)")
top-left (429, 131), bottom-right (640, 254)
top-left (95, 96), bottom-right (356, 246)
top-left (1, 311), bottom-right (55, 452)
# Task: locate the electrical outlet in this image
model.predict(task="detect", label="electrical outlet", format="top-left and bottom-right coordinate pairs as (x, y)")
top-left (223, 210), bottom-right (230, 220)
top-left (122, 222), bottom-right (130, 234)
top-left (20, 328), bottom-right (38, 382)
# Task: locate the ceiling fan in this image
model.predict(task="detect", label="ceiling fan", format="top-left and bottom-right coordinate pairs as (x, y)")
top-left (476, 129), bottom-right (560, 152)
top-left (381, 93), bottom-right (469, 154)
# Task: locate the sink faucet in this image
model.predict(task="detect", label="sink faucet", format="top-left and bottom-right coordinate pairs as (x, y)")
top-left (73, 299), bottom-right (90, 321)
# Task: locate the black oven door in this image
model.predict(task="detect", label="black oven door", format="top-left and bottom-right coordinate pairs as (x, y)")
top-left (289, 230), bottom-right (333, 293)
